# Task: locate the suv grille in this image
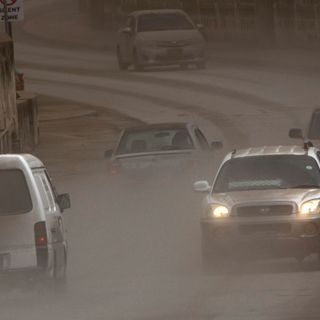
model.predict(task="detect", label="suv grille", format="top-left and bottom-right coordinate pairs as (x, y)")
top-left (236, 205), bottom-right (293, 217)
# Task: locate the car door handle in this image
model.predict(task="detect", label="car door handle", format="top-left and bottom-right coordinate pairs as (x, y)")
top-left (51, 227), bottom-right (58, 234)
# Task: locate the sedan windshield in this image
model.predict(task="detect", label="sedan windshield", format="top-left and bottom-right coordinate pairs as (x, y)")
top-left (137, 13), bottom-right (194, 32)
top-left (213, 155), bottom-right (320, 193)
top-left (116, 128), bottom-right (194, 154)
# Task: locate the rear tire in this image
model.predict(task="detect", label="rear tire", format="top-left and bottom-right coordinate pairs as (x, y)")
top-left (117, 47), bottom-right (129, 71)
top-left (38, 249), bottom-right (67, 292)
top-left (133, 50), bottom-right (144, 72)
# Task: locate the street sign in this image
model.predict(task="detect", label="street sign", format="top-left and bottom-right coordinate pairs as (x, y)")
top-left (0, 0), bottom-right (24, 22)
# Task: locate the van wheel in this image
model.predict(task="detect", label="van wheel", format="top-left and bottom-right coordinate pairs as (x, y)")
top-left (53, 249), bottom-right (67, 291)
top-left (39, 250), bottom-right (67, 291)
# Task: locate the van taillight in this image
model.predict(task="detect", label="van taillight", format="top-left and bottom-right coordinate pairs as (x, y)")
top-left (34, 222), bottom-right (48, 247)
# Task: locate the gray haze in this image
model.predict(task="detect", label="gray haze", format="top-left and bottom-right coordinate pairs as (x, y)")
top-left (1, 0), bottom-right (320, 319)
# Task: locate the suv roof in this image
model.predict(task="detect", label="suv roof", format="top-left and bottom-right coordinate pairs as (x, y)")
top-left (225, 145), bottom-right (319, 161)
top-left (0, 154), bottom-right (44, 169)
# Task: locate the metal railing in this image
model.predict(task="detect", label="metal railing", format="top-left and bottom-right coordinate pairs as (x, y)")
top-left (116, 0), bottom-right (320, 40)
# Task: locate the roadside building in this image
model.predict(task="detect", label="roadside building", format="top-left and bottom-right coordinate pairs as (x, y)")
top-left (0, 33), bottom-right (17, 152)
top-left (0, 33), bottom-right (39, 153)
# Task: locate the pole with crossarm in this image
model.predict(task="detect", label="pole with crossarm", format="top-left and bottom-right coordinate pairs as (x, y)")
top-left (2, 0), bottom-right (13, 37)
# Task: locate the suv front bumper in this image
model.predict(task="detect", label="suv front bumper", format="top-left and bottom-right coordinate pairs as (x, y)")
top-left (201, 217), bottom-right (320, 258)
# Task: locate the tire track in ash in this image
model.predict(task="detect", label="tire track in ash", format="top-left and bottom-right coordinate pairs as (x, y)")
top-left (27, 77), bottom-right (248, 147)
top-left (21, 59), bottom-right (299, 129)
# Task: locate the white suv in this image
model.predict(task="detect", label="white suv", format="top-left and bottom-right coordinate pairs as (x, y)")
top-left (194, 145), bottom-right (320, 267)
top-left (0, 154), bottom-right (70, 282)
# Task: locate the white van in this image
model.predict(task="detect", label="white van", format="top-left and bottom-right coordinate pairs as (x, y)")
top-left (0, 154), bottom-right (70, 281)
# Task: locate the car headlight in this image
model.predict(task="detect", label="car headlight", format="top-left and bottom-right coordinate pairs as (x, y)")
top-left (300, 199), bottom-right (320, 216)
top-left (207, 204), bottom-right (230, 218)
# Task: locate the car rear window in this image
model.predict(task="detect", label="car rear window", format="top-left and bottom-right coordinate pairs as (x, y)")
top-left (0, 169), bottom-right (33, 215)
top-left (116, 128), bottom-right (194, 155)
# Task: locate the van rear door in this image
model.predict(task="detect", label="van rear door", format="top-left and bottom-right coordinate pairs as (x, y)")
top-left (0, 169), bottom-right (38, 270)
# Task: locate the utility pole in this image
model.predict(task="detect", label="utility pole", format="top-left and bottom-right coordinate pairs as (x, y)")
top-left (2, 0), bottom-right (13, 37)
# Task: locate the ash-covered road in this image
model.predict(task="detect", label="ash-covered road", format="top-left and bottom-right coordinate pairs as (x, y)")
top-left (4, 0), bottom-right (320, 319)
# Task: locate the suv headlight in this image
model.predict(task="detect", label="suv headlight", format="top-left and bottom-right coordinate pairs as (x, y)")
top-left (300, 199), bottom-right (320, 216)
top-left (207, 204), bottom-right (230, 218)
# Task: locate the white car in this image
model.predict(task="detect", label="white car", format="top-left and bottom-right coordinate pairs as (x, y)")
top-left (116, 9), bottom-right (206, 71)
top-left (105, 122), bottom-right (222, 180)
top-left (194, 145), bottom-right (320, 267)
top-left (0, 154), bottom-right (70, 282)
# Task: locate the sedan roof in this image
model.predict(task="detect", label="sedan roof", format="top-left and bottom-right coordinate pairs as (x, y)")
top-left (130, 9), bottom-right (187, 17)
top-left (123, 122), bottom-right (191, 132)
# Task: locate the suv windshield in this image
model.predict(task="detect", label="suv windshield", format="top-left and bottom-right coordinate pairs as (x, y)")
top-left (137, 13), bottom-right (194, 32)
top-left (0, 169), bottom-right (32, 215)
top-left (116, 128), bottom-right (194, 154)
top-left (213, 155), bottom-right (320, 193)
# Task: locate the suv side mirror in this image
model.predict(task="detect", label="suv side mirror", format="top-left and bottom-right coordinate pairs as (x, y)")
top-left (104, 149), bottom-right (113, 158)
top-left (289, 128), bottom-right (304, 140)
top-left (193, 180), bottom-right (211, 192)
top-left (211, 141), bottom-right (223, 150)
top-left (57, 193), bottom-right (71, 211)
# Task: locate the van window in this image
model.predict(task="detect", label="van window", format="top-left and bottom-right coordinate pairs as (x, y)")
top-left (33, 170), bottom-right (57, 213)
top-left (34, 174), bottom-right (50, 211)
top-left (0, 169), bottom-right (32, 215)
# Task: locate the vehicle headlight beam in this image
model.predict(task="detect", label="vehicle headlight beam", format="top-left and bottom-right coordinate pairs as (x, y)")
top-left (208, 205), bottom-right (230, 218)
top-left (300, 199), bottom-right (320, 216)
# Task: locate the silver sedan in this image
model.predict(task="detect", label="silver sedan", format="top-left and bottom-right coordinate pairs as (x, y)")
top-left (105, 122), bottom-right (222, 181)
top-left (116, 9), bottom-right (206, 71)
